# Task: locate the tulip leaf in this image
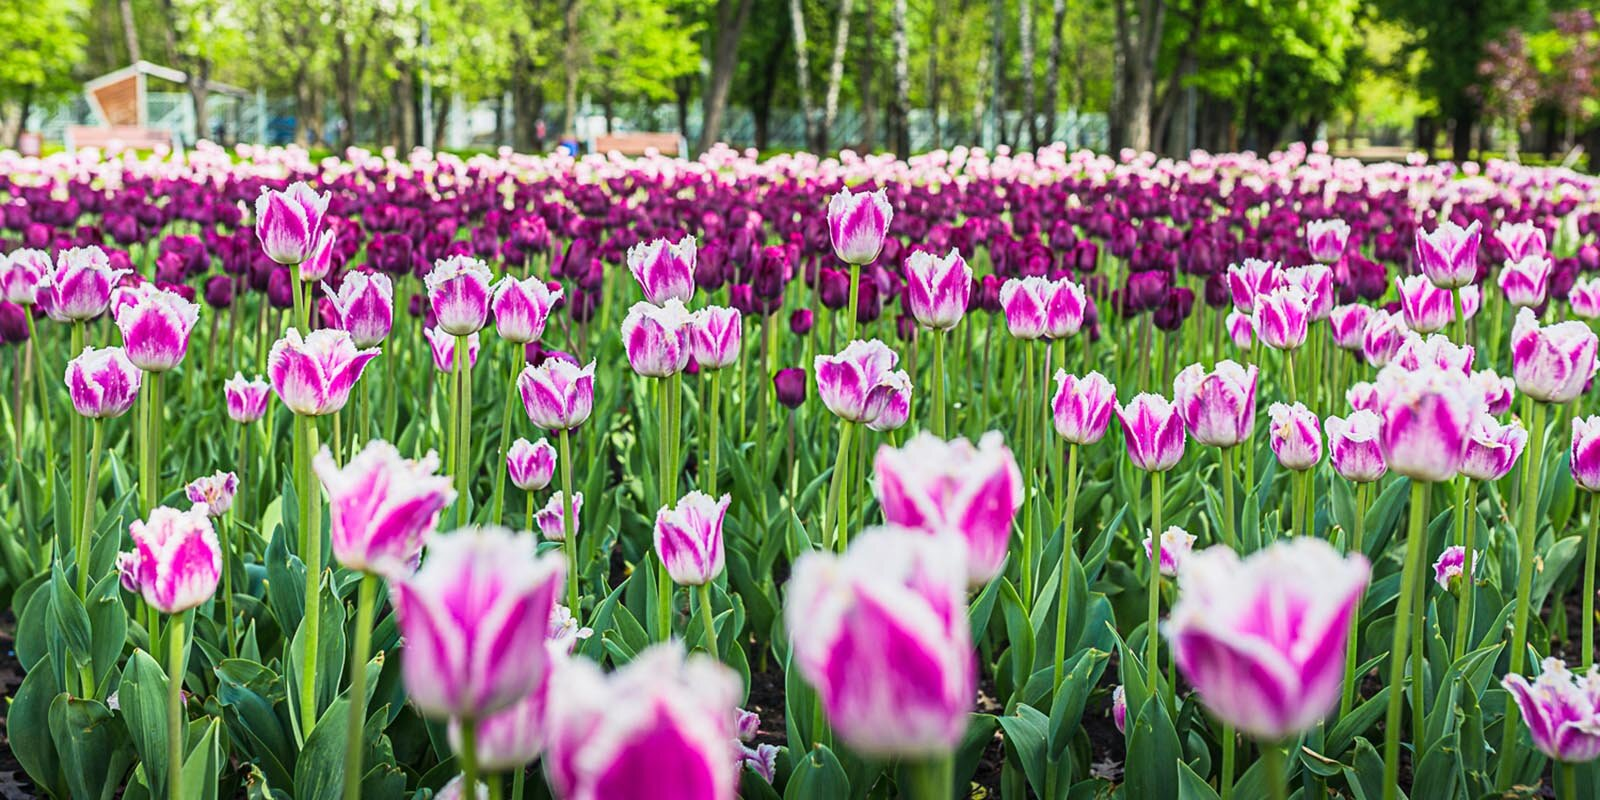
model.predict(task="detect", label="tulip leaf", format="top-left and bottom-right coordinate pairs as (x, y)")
top-left (1176, 759), bottom-right (1221, 800)
top-left (1124, 695), bottom-right (1180, 800)
top-left (216, 658), bottom-right (296, 791)
top-left (1532, 535), bottom-right (1582, 610)
top-left (285, 576), bottom-right (347, 743)
top-left (10, 655), bottom-right (66, 798)
top-left (1409, 731), bottom-right (1461, 800)
top-left (48, 692), bottom-right (130, 800)
top-left (782, 744), bottom-right (849, 800)
top-left (118, 649), bottom-right (172, 799)
top-left (48, 561), bottom-right (94, 669)
top-left (967, 572), bottom-right (1003, 644)
top-left (179, 716), bottom-right (224, 800)
top-left (1047, 648), bottom-right (1109, 761)
top-left (954, 713), bottom-right (1001, 794)
top-left (996, 704), bottom-right (1050, 798)
top-left (1326, 685), bottom-right (1389, 758)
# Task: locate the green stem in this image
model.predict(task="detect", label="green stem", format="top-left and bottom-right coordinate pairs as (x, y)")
top-left (1221, 725), bottom-right (1236, 800)
top-left (906, 755), bottom-right (952, 800)
top-left (1263, 741), bottom-right (1287, 800)
top-left (846, 263), bottom-right (861, 341)
top-left (1561, 761), bottom-right (1578, 800)
top-left (931, 329), bottom-right (946, 437)
top-left (560, 429), bottom-right (579, 618)
top-left (1052, 444), bottom-right (1080, 695)
top-left (458, 715), bottom-right (479, 800)
top-left (1383, 480), bottom-right (1429, 800)
top-left (1021, 343), bottom-right (1036, 605)
top-left (491, 352), bottom-right (521, 525)
top-left (696, 583), bottom-right (718, 658)
top-left (1499, 399), bottom-right (1548, 790)
top-left (1220, 447), bottom-right (1238, 549)
top-left (77, 421), bottom-right (104, 598)
top-left (166, 611), bottom-right (188, 800)
top-left (831, 422), bottom-right (855, 552)
top-left (1340, 482), bottom-right (1369, 718)
top-left (455, 335), bottom-right (474, 527)
top-left (1584, 494), bottom-right (1598, 670)
top-left (1452, 479), bottom-right (1474, 661)
top-left (1147, 470), bottom-right (1164, 697)
top-left (342, 574), bottom-right (379, 800)
top-left (299, 416), bottom-right (323, 740)
top-left (511, 769), bottom-right (525, 800)
top-left (70, 322), bottom-right (85, 559)
top-left (706, 372), bottom-right (720, 495)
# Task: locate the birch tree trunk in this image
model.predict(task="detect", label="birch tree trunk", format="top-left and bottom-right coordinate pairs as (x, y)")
top-left (820, 0), bottom-right (855, 152)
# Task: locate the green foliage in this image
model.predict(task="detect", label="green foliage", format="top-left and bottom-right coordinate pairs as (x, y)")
top-left (0, 0), bottom-right (86, 103)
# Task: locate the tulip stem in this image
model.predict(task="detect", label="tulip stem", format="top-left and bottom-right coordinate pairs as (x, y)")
top-left (1220, 447), bottom-right (1238, 549)
top-left (166, 610), bottom-right (188, 800)
top-left (1340, 481), bottom-right (1369, 718)
top-left (1451, 479), bottom-right (1475, 662)
top-left (1584, 494), bottom-right (1598, 670)
top-left (1052, 443), bottom-right (1080, 695)
top-left (511, 769), bottom-right (525, 800)
top-left (696, 583), bottom-right (718, 658)
top-left (1383, 479), bottom-right (1428, 800)
top-left (458, 716), bottom-right (479, 800)
top-left (23, 309), bottom-right (56, 477)
top-left (77, 421), bottom-right (104, 599)
top-left (905, 755), bottom-right (952, 800)
top-left (342, 573), bottom-right (378, 800)
top-left (69, 321), bottom-right (85, 559)
top-left (828, 422), bottom-right (855, 552)
top-left (453, 335), bottom-right (474, 527)
top-left (1146, 470), bottom-right (1164, 697)
top-left (1220, 724), bottom-right (1235, 800)
top-left (560, 429), bottom-right (580, 618)
top-left (846, 263), bottom-right (861, 341)
top-left (1499, 399), bottom-right (1548, 790)
top-left (490, 352), bottom-right (522, 526)
top-left (706, 371), bottom-right (720, 496)
top-left (1262, 741), bottom-right (1286, 800)
top-left (1561, 761), bottom-right (1578, 800)
top-left (931, 329), bottom-right (946, 437)
top-left (299, 415), bottom-right (323, 740)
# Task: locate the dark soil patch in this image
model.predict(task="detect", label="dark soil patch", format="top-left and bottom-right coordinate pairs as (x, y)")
top-left (0, 611), bottom-right (36, 799)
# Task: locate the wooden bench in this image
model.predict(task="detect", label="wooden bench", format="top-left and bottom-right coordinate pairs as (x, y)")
top-left (65, 125), bottom-right (173, 153)
top-left (592, 132), bottom-right (683, 157)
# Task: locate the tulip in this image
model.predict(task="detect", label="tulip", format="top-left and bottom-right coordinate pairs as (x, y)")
top-left (1115, 393), bottom-right (1186, 473)
top-left (507, 437), bottom-right (557, 491)
top-left (65, 345), bottom-right (142, 419)
top-left (1393, 332), bottom-right (1474, 374)
top-left (1225, 310), bottom-right (1253, 350)
top-left (1460, 416), bottom-right (1527, 481)
top-left (1496, 221), bottom-right (1547, 262)
top-left (1052, 370), bottom-right (1117, 445)
top-left (1226, 258), bottom-right (1282, 313)
top-left (1252, 285), bottom-right (1310, 351)
top-left (774, 367), bottom-right (806, 408)
top-left (1325, 411), bottom-right (1387, 483)
top-left (1573, 415), bottom-right (1600, 492)
top-left (301, 228), bottom-right (338, 283)
top-left (40, 246), bottom-right (129, 322)
top-left (1172, 360), bottom-right (1257, 448)
top-left (1143, 525), bottom-right (1195, 577)
top-left (224, 372), bottom-right (271, 423)
top-left (1043, 278), bottom-right (1088, 339)
top-left (815, 339), bottom-right (910, 425)
top-left (1415, 219), bottom-right (1482, 289)
top-left (267, 329), bottom-right (380, 416)
top-left (1510, 307), bottom-right (1599, 404)
top-left (1362, 311), bottom-right (1406, 367)
top-left (1502, 659), bottom-right (1600, 774)
top-left (449, 680), bottom-right (552, 775)
top-left (785, 526), bottom-right (974, 758)
top-left (1346, 381), bottom-right (1381, 414)
top-left (255, 182), bottom-right (331, 265)
top-left (1571, 276), bottom-right (1600, 320)
top-left (621, 299), bottom-right (694, 378)
top-left (126, 505), bottom-right (222, 615)
top-left (1497, 254), bottom-right (1552, 308)
top-left (689, 305), bottom-right (742, 370)
top-left (1372, 364), bottom-right (1478, 482)
top-left (1283, 264), bottom-right (1334, 320)
top-left (535, 491), bottom-right (583, 542)
top-left (544, 643), bottom-right (742, 800)
top-left (627, 235), bottom-right (697, 305)
top-left (113, 283), bottom-right (201, 372)
top-left (1268, 402), bottom-right (1322, 471)
top-left (654, 491), bottom-right (731, 587)
top-left (1470, 369), bottom-right (1515, 415)
top-left (426, 255), bottom-right (495, 336)
top-left (828, 188), bottom-right (893, 266)
top-left (323, 271), bottom-right (394, 348)
top-left (1394, 275), bottom-right (1453, 334)
top-left (1167, 538), bottom-right (1369, 747)
top-left (1329, 304), bottom-right (1373, 351)
top-left (1111, 685), bottom-right (1128, 734)
top-left (904, 248), bottom-right (971, 331)
top-left (184, 471), bottom-right (238, 518)
top-left (873, 431), bottom-right (1023, 585)
top-left (1433, 545), bottom-right (1478, 590)
top-left (314, 441), bottom-right (455, 574)
top-left (1306, 220), bottom-right (1350, 264)
top-left (425, 326), bottom-right (480, 373)
top-left (518, 358), bottom-right (596, 432)
top-left (998, 276), bottom-right (1051, 339)
top-left (0, 248), bottom-right (47, 304)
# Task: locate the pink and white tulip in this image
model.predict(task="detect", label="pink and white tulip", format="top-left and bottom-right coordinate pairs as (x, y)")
top-left (873, 431), bottom-right (1023, 585)
top-left (255, 182), bottom-right (331, 265)
top-left (689, 306), bottom-right (742, 370)
top-left (113, 283), bottom-right (201, 372)
top-left (827, 188), bottom-right (893, 266)
top-left (184, 471), bottom-right (239, 518)
top-left (1326, 411), bottom-right (1387, 483)
top-left (1252, 286), bottom-right (1310, 350)
top-left (1471, 369), bottom-right (1515, 415)
top-left (225, 372), bottom-right (271, 423)
top-left (424, 326), bottom-right (479, 373)
top-left (1283, 264), bottom-right (1334, 320)
top-left (0, 249), bottom-right (47, 305)
top-left (998, 277), bottom-right (1051, 339)
top-left (1362, 311), bottom-right (1407, 367)
top-left (1394, 332), bottom-right (1474, 375)
top-left (1329, 304), bottom-right (1373, 351)
top-left (40, 247), bottom-right (128, 322)
top-left (1570, 276), bottom-right (1600, 320)
top-left (126, 505), bottom-right (223, 614)
top-left (1460, 416), bottom-right (1528, 481)
top-left (621, 299), bottom-right (694, 378)
top-left (1143, 526), bottom-right (1196, 577)
top-left (536, 492), bottom-right (583, 542)
top-left (1415, 219), bottom-right (1482, 289)
top-left (1496, 221), bottom-right (1547, 263)
top-left (1433, 545), bottom-right (1478, 591)
top-left (267, 329), bottom-right (379, 416)
top-left (1268, 402), bottom-right (1322, 471)
top-left (1227, 258), bottom-right (1283, 313)
top-left (425, 255), bottom-right (495, 335)
top-left (654, 491), bottom-right (731, 586)
top-left (1044, 278), bottom-right (1088, 339)
top-left (507, 437), bottom-right (557, 492)
top-left (1115, 393), bottom-right (1187, 472)
top-left (1306, 220), bottom-right (1350, 264)
top-left (1511, 307), bottom-right (1599, 404)
top-left (904, 249), bottom-right (972, 331)
top-left (323, 271), bottom-right (394, 348)
top-left (1502, 658), bottom-right (1600, 764)
top-left (1173, 360), bottom-right (1258, 448)
top-left (315, 441), bottom-right (456, 574)
top-left (1395, 275), bottom-right (1454, 334)
top-left (518, 358), bottom-right (597, 432)
top-left (1372, 364), bottom-right (1479, 482)
top-left (1226, 310), bottom-right (1253, 350)
top-left (1497, 255), bottom-right (1553, 308)
top-left (1571, 416), bottom-right (1600, 492)
top-left (815, 339), bottom-right (911, 425)
top-left (64, 346), bottom-right (142, 419)
top-left (1051, 370), bottom-right (1117, 445)
top-left (626, 236), bottom-right (697, 305)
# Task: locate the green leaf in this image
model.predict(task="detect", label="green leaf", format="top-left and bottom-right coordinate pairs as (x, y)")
top-left (954, 713), bottom-right (1000, 795)
top-left (783, 744), bottom-right (850, 800)
top-left (998, 579), bottom-right (1035, 695)
top-left (48, 694), bottom-right (130, 800)
top-left (118, 649), bottom-right (172, 799)
top-left (48, 562), bottom-right (94, 670)
top-left (1047, 649), bottom-right (1109, 760)
top-left (87, 572), bottom-right (129, 695)
top-left (179, 717), bottom-right (224, 800)
top-left (285, 575), bottom-right (347, 742)
top-left (1124, 695), bottom-right (1180, 800)
top-left (1177, 759), bottom-right (1221, 800)
top-left (11, 655), bottom-right (66, 798)
top-left (293, 695), bottom-right (353, 800)
top-left (996, 704), bottom-right (1050, 798)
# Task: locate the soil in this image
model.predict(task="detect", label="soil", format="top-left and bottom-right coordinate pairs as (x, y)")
top-left (0, 612), bottom-right (36, 799)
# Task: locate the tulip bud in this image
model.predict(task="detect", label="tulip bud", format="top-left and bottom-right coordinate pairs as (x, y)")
top-left (773, 367), bottom-right (807, 409)
top-left (689, 305), bottom-right (742, 370)
top-left (64, 346), bottom-right (142, 419)
top-left (301, 228), bottom-right (338, 283)
top-left (1502, 658), bottom-right (1600, 764)
top-left (627, 236), bottom-right (697, 305)
top-left (184, 471), bottom-right (239, 518)
top-left (126, 505), bottom-right (223, 614)
top-left (267, 329), bottom-right (380, 416)
top-left (654, 491), bottom-right (731, 586)
top-left (255, 182), bottom-right (332, 265)
top-left (1415, 220), bottom-right (1482, 289)
top-left (904, 248), bottom-right (972, 331)
top-left (425, 255), bottom-right (495, 335)
top-left (1432, 545), bottom-right (1478, 590)
top-left (828, 188), bottom-right (893, 266)
top-left (112, 283), bottom-right (201, 372)
top-left (621, 299), bottom-right (694, 378)
top-left (518, 358), bottom-right (597, 432)
top-left (789, 308), bottom-right (815, 335)
top-left (1167, 538), bottom-right (1369, 741)
top-left (1173, 360), bottom-right (1257, 448)
top-left (1051, 370), bottom-right (1117, 445)
top-left (1497, 255), bottom-right (1553, 308)
top-left (536, 491), bottom-right (583, 542)
top-left (324, 271), bottom-right (395, 348)
top-left (507, 437), bottom-right (557, 491)
top-left (224, 372), bottom-right (271, 424)
top-left (1511, 307), bottom-right (1599, 404)
top-left (1143, 525), bottom-right (1196, 577)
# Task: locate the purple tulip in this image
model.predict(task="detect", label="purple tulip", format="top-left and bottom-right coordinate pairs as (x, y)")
top-left (1052, 370), bottom-right (1117, 445)
top-left (789, 308), bottom-right (815, 335)
top-left (627, 235), bottom-right (697, 305)
top-left (654, 491), bottom-right (731, 586)
top-left (1253, 286), bottom-right (1310, 350)
top-left (1502, 658), bottom-right (1600, 764)
top-left (125, 505), bottom-right (223, 614)
top-left (873, 431), bottom-right (1023, 585)
top-left (112, 283), bottom-right (201, 372)
top-left (815, 339), bottom-right (911, 425)
top-left (1498, 255), bottom-right (1553, 308)
top-left (544, 643), bottom-right (742, 800)
top-left (1415, 219), bottom-right (1482, 289)
top-left (202, 274), bottom-right (234, 310)
top-left (689, 306), bottom-right (742, 370)
top-left (1173, 360), bottom-right (1257, 448)
top-left (39, 246), bottom-right (129, 322)
top-left (255, 182), bottom-right (331, 265)
top-left (1268, 402), bottom-right (1322, 470)
top-left (1326, 411), bottom-right (1387, 483)
top-left (1373, 364), bottom-right (1479, 482)
top-left (774, 367), bottom-right (807, 409)
top-left (1433, 545), bottom-right (1478, 590)
top-left (1511, 307), bottom-right (1599, 404)
top-left (518, 358), bottom-right (596, 432)
top-left (1570, 276), bottom-right (1600, 320)
top-left (785, 526), bottom-right (974, 756)
top-left (391, 526), bottom-right (565, 719)
top-left (425, 326), bottom-right (480, 373)
top-left (507, 437), bottom-right (557, 492)
top-left (535, 491), bottom-right (582, 541)
top-left (999, 276), bottom-right (1051, 339)
top-left (184, 471), bottom-right (239, 518)
top-left (1167, 538), bottom-right (1370, 740)
top-left (904, 248), bottom-right (972, 331)
top-left (1496, 221), bottom-right (1548, 263)
top-left (0, 249), bottom-right (48, 304)
top-left (1394, 275), bottom-right (1454, 334)
top-left (324, 271), bottom-right (394, 348)
top-left (1226, 258), bottom-right (1283, 313)
top-left (225, 372), bottom-right (271, 423)
top-left (425, 255), bottom-right (495, 335)
top-left (267, 329), bottom-right (380, 416)
top-left (1572, 416), bottom-right (1600, 492)
top-left (1226, 310), bottom-right (1253, 350)
top-left (828, 188), bottom-right (893, 266)
top-left (64, 346), bottom-right (142, 419)
top-left (1143, 526), bottom-right (1196, 577)
top-left (315, 440), bottom-right (455, 574)
top-left (1460, 416), bottom-right (1528, 481)
top-left (491, 274), bottom-right (562, 345)
top-left (1362, 311), bottom-right (1407, 367)
top-left (1115, 393), bottom-right (1186, 472)
top-left (1329, 304), bottom-right (1373, 351)
top-left (1306, 220), bottom-right (1350, 264)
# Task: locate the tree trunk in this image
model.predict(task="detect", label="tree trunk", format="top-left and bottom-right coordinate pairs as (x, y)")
top-left (820, 0), bottom-right (855, 152)
top-left (753, 24), bottom-right (786, 150)
top-left (563, 0), bottom-right (581, 138)
top-left (986, 0), bottom-right (1004, 148)
top-left (697, 0), bottom-right (757, 153)
top-left (675, 77), bottom-right (692, 141)
top-left (189, 59), bottom-right (210, 144)
top-left (1042, 0), bottom-right (1064, 144)
top-left (1452, 105), bottom-right (1475, 163)
top-left (927, 0), bottom-right (943, 149)
top-left (789, 0), bottom-right (815, 149)
top-left (1019, 0), bottom-right (1037, 148)
top-left (891, 0), bottom-right (910, 155)
top-left (1111, 0), bottom-right (1164, 153)
top-left (14, 86), bottom-right (33, 149)
top-left (120, 0), bottom-right (141, 64)
top-left (859, 0), bottom-right (877, 151)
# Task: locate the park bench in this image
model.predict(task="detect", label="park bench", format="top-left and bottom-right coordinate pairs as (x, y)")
top-left (592, 132), bottom-right (684, 157)
top-left (65, 125), bottom-right (173, 153)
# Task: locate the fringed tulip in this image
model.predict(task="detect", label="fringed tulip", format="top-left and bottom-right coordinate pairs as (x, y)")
top-left (126, 505), bottom-right (223, 614)
top-left (315, 441), bottom-right (455, 574)
top-left (1283, 264), bottom-right (1334, 320)
top-left (255, 182), bottom-right (331, 265)
top-left (1226, 258), bottom-right (1282, 313)
top-left (184, 471), bottom-right (238, 518)
top-left (1306, 220), bottom-right (1350, 264)
top-left (689, 306), bottom-right (742, 370)
top-left (1326, 411), bottom-right (1387, 483)
top-left (1571, 416), bottom-right (1600, 492)
top-left (518, 358), bottom-right (597, 432)
top-left (225, 372), bottom-right (271, 423)
top-left (873, 431), bottom-right (1023, 585)
top-left (828, 188), bottom-right (893, 265)
top-left (1225, 310), bottom-right (1253, 350)
top-left (1496, 221), bottom-right (1547, 262)
top-left (1173, 360), bottom-right (1257, 448)
top-left (1116, 393), bottom-right (1186, 472)
top-left (1372, 364), bottom-right (1478, 482)
top-left (815, 339), bottom-right (911, 425)
top-left (1051, 370), bottom-right (1117, 444)
top-left (654, 491), bottom-right (731, 586)
top-left (785, 526), bottom-right (974, 756)
top-left (1329, 304), bottom-right (1373, 351)
top-left (425, 326), bottom-right (479, 372)
top-left (1143, 525), bottom-right (1196, 577)
top-left (1471, 369), bottom-right (1515, 415)
top-left (391, 526), bottom-right (565, 719)
top-left (301, 228), bottom-right (337, 282)
top-left (323, 271), bottom-right (394, 348)
top-left (626, 236), bottom-right (697, 305)
top-left (1571, 276), bottom-right (1600, 320)
top-left (1394, 332), bottom-right (1474, 374)
top-left (1415, 220), bottom-right (1482, 289)
top-left (1502, 658), bottom-right (1600, 764)
top-left (40, 246), bottom-right (128, 322)
top-left (536, 492), bottom-right (583, 541)
top-left (1252, 285), bottom-right (1310, 350)
top-left (65, 346), bottom-right (142, 419)
top-left (905, 248), bottom-right (972, 331)
top-left (425, 255), bottom-right (495, 335)
top-left (998, 276), bottom-right (1050, 339)
top-left (267, 329), bottom-right (379, 416)
top-left (1362, 311), bottom-right (1406, 367)
top-left (0, 249), bottom-right (47, 304)
top-left (1433, 545), bottom-right (1477, 590)
top-left (1460, 416), bottom-right (1528, 481)
top-left (1268, 402), bottom-right (1322, 470)
top-left (1511, 307), bottom-right (1599, 404)
top-left (507, 437), bottom-right (557, 491)
top-left (1346, 381), bottom-right (1381, 414)
top-left (621, 299), bottom-right (693, 377)
top-left (1395, 275), bottom-right (1454, 334)
top-left (113, 283), bottom-right (200, 372)
top-left (1498, 255), bottom-right (1553, 308)
top-left (1167, 538), bottom-right (1370, 741)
